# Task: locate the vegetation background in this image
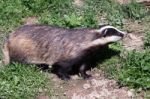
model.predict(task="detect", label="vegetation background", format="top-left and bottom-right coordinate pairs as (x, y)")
top-left (0, 0), bottom-right (150, 98)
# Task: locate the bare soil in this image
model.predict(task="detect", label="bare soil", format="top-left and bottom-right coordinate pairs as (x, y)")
top-left (45, 68), bottom-right (143, 99)
top-left (123, 20), bottom-right (146, 51)
top-left (22, 16), bottom-right (38, 25)
top-left (116, 0), bottom-right (150, 5)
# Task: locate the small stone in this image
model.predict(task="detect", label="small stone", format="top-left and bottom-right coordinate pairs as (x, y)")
top-left (55, 94), bottom-right (59, 96)
top-left (72, 93), bottom-right (85, 99)
top-left (73, 0), bottom-right (84, 7)
top-left (94, 73), bottom-right (99, 77)
top-left (72, 75), bottom-right (79, 80)
top-left (127, 89), bottom-right (135, 97)
top-left (60, 86), bottom-right (63, 89)
top-left (36, 95), bottom-right (49, 99)
top-left (128, 34), bottom-right (138, 40)
top-left (23, 16), bottom-right (38, 25)
top-left (83, 83), bottom-right (91, 89)
top-left (90, 79), bottom-right (98, 86)
top-left (89, 90), bottom-right (100, 99)
top-left (138, 88), bottom-right (142, 92)
top-left (63, 92), bottom-right (66, 96)
top-left (44, 88), bottom-right (47, 92)
top-left (48, 65), bottom-right (52, 68)
top-left (38, 88), bottom-right (43, 93)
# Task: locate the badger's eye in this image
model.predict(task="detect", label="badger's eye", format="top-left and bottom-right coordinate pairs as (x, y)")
top-left (101, 29), bottom-right (108, 37)
top-left (106, 28), bottom-right (118, 36)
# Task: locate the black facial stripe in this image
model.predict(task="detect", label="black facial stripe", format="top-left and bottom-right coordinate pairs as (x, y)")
top-left (119, 33), bottom-right (124, 37)
top-left (102, 28), bottom-right (124, 37)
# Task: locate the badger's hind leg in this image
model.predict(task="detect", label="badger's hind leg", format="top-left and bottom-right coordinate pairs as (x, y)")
top-left (2, 39), bottom-right (10, 65)
top-left (37, 64), bottom-right (49, 70)
top-left (52, 62), bottom-right (71, 80)
top-left (79, 64), bottom-right (92, 79)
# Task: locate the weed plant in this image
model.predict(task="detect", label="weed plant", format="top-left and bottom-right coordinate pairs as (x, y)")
top-left (0, 63), bottom-right (51, 99)
top-left (118, 51), bottom-right (150, 89)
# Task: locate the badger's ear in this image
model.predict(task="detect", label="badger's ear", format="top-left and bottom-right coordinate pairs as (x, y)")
top-left (95, 28), bottom-right (108, 38)
top-left (98, 28), bottom-right (108, 37)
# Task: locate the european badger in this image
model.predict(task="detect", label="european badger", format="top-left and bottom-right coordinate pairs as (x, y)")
top-left (2, 25), bottom-right (126, 80)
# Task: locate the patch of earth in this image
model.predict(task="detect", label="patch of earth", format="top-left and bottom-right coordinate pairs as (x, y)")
top-left (0, 30), bottom-right (6, 62)
top-left (36, 95), bottom-right (49, 99)
top-left (123, 33), bottom-right (144, 51)
top-left (123, 19), bottom-right (149, 33)
top-left (116, 0), bottom-right (150, 5)
top-left (73, 0), bottom-right (84, 7)
top-left (115, 0), bottom-right (132, 4)
top-left (122, 19), bottom-right (148, 51)
top-left (47, 68), bottom-right (143, 99)
top-left (74, 0), bottom-right (150, 8)
top-left (22, 16), bottom-right (38, 25)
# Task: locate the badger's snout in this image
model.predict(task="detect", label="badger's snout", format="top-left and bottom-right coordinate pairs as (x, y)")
top-left (114, 31), bottom-right (127, 41)
top-left (122, 32), bottom-right (127, 40)
top-left (119, 31), bottom-right (127, 38)
top-left (97, 25), bottom-right (127, 39)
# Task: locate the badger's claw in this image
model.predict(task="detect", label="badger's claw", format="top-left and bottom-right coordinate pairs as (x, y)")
top-left (82, 73), bottom-right (92, 79)
top-left (60, 74), bottom-right (70, 81)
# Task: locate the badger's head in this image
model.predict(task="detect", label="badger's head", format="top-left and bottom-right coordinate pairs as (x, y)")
top-left (97, 25), bottom-right (126, 42)
top-left (88, 26), bottom-right (127, 47)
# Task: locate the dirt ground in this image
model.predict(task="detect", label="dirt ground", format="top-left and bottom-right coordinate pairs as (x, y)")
top-left (46, 69), bottom-right (140, 99)
top-left (116, 0), bottom-right (150, 5)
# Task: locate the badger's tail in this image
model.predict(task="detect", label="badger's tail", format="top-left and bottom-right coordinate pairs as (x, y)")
top-left (2, 37), bottom-right (10, 65)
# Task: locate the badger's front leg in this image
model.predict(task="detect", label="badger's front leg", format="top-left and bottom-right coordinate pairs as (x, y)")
top-left (58, 67), bottom-right (71, 80)
top-left (53, 62), bottom-right (71, 81)
top-left (79, 64), bottom-right (92, 79)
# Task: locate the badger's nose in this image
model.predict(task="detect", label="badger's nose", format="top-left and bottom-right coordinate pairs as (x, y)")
top-left (120, 31), bottom-right (127, 38)
top-left (123, 32), bottom-right (127, 38)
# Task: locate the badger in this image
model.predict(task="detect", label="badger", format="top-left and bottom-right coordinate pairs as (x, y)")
top-left (2, 25), bottom-right (126, 80)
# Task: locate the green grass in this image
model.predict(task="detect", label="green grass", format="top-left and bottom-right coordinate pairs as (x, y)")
top-left (118, 51), bottom-right (150, 89)
top-left (0, 0), bottom-right (150, 98)
top-left (0, 63), bottom-right (52, 99)
top-left (100, 49), bottom-right (150, 89)
top-left (99, 41), bottom-right (150, 89)
top-left (0, 0), bottom-right (148, 31)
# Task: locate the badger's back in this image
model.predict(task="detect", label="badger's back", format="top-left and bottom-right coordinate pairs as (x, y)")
top-left (7, 25), bottom-right (97, 64)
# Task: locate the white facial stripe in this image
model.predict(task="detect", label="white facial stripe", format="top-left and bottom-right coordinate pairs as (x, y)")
top-left (96, 25), bottom-right (127, 35)
top-left (87, 36), bottom-right (122, 48)
top-left (105, 36), bottom-right (122, 42)
top-left (90, 38), bottom-right (108, 46)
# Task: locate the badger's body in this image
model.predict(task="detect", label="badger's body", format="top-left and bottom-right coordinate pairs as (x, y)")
top-left (2, 24), bottom-right (126, 80)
